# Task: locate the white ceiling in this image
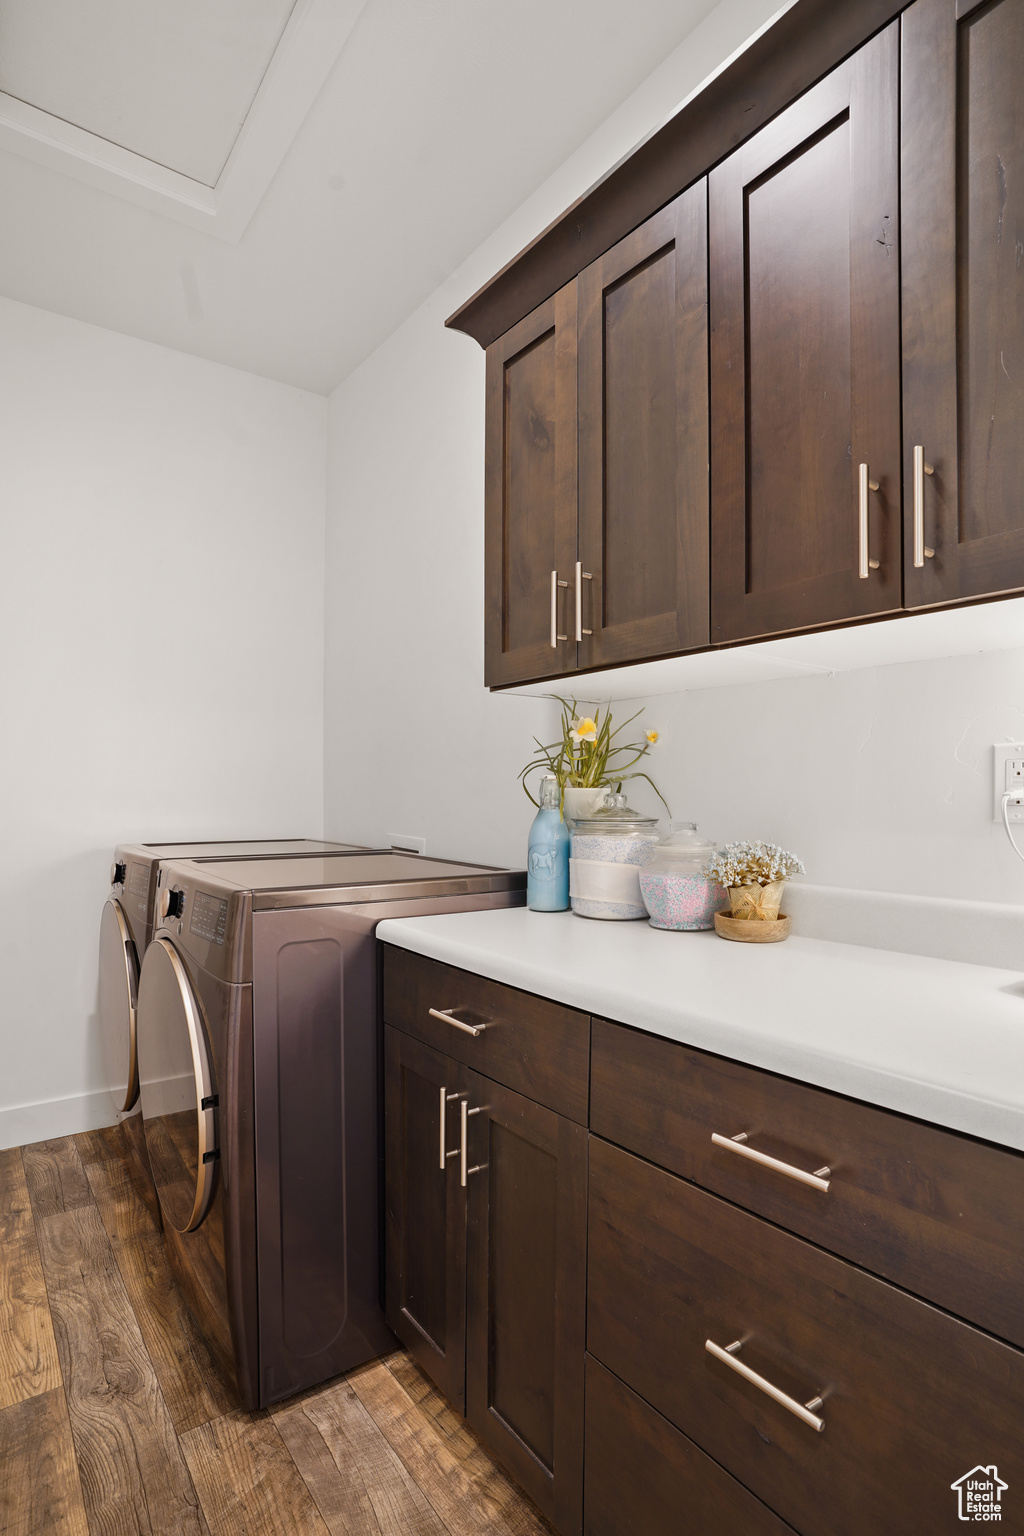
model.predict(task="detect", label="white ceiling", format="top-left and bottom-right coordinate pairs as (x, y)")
top-left (0, 0), bottom-right (719, 394)
top-left (0, 0), bottom-right (297, 185)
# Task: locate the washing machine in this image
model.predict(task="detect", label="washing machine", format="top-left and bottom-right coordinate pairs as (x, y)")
top-left (135, 850), bottom-right (525, 1409)
top-left (99, 839), bottom-right (368, 1213)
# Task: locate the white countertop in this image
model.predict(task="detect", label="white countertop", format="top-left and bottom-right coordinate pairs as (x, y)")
top-left (376, 906), bottom-right (1024, 1152)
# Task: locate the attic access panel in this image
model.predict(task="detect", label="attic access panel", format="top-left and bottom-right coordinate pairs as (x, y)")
top-left (0, 0), bottom-right (297, 186)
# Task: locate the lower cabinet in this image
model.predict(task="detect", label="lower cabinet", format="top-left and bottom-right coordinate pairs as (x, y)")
top-left (587, 1135), bottom-right (1024, 1536)
top-left (384, 1022), bottom-right (587, 1534)
top-left (383, 948), bottom-right (1024, 1536)
top-left (384, 1027), bottom-right (467, 1409)
top-left (465, 1070), bottom-right (587, 1532)
top-left (585, 1358), bottom-right (792, 1536)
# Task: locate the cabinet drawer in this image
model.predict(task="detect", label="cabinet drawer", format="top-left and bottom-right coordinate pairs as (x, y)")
top-left (382, 946), bottom-right (590, 1123)
top-left (588, 1137), bottom-right (1024, 1536)
top-left (585, 1357), bottom-right (792, 1536)
top-left (592, 1017), bottom-right (1024, 1346)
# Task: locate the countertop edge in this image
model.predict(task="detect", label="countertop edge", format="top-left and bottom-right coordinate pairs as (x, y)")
top-left (377, 918), bottom-right (1024, 1155)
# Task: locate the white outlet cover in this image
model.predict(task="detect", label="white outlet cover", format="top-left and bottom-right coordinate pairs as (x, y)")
top-left (992, 743), bottom-right (1024, 822)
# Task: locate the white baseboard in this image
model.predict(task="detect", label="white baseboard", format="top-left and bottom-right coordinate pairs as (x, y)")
top-left (0, 1072), bottom-right (196, 1153)
top-left (0, 1087), bottom-right (120, 1153)
top-left (139, 1074), bottom-right (194, 1118)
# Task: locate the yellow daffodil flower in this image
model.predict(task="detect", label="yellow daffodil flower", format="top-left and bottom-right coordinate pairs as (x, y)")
top-left (645, 729), bottom-right (660, 745)
top-left (570, 717), bottom-right (598, 745)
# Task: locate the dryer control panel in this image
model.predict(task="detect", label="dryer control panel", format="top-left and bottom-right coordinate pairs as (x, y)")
top-left (190, 891), bottom-right (228, 946)
top-left (155, 861), bottom-right (251, 984)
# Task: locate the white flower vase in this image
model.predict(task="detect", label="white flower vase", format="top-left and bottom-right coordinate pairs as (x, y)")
top-left (563, 785), bottom-right (610, 828)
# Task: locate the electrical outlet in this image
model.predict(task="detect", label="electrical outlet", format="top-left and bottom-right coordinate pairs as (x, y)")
top-left (992, 744), bottom-right (1024, 822)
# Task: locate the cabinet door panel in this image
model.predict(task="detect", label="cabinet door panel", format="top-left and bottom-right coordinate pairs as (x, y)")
top-left (484, 282), bottom-right (578, 687)
top-left (589, 1137), bottom-right (1024, 1536)
top-left (464, 1071), bottom-right (587, 1535)
top-left (578, 183), bottom-right (709, 666)
top-left (902, 0), bottom-right (1024, 605)
top-left (585, 1357), bottom-right (793, 1536)
top-left (384, 1027), bottom-right (466, 1410)
top-left (710, 24), bottom-right (902, 641)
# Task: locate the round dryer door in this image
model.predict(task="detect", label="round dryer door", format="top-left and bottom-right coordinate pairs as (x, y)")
top-left (98, 898), bottom-right (139, 1115)
top-left (136, 938), bottom-right (218, 1233)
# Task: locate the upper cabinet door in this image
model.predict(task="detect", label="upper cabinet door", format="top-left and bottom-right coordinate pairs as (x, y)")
top-left (902, 0), bottom-right (1024, 608)
top-left (577, 183), bottom-right (710, 668)
top-left (709, 24), bottom-right (902, 644)
top-left (484, 281), bottom-right (579, 688)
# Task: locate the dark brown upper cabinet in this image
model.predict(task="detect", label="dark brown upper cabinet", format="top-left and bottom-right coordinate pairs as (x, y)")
top-left (473, 0), bottom-right (1024, 688)
top-left (484, 185), bottom-right (709, 688)
top-left (710, 22), bottom-right (902, 644)
top-left (577, 182), bottom-right (710, 669)
top-left (902, 0), bottom-right (1024, 608)
top-left (484, 283), bottom-right (578, 688)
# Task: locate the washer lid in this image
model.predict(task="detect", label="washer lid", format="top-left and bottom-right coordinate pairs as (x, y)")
top-left (186, 851), bottom-right (525, 910)
top-left (136, 938), bottom-right (218, 1234)
top-left (98, 898), bottom-right (139, 1115)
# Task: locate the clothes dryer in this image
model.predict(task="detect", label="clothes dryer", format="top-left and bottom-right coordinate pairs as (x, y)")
top-left (99, 839), bottom-right (365, 1211)
top-left (135, 851), bottom-right (525, 1409)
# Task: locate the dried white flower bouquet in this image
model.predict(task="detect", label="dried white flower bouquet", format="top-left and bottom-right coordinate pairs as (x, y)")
top-left (703, 841), bottom-right (805, 920)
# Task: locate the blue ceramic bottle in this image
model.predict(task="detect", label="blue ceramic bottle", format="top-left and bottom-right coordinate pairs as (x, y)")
top-left (527, 775), bottom-right (570, 911)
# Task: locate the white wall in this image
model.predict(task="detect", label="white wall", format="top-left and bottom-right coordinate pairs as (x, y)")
top-left (609, 648), bottom-right (1024, 905)
top-left (0, 296), bottom-right (326, 1147)
top-left (323, 0), bottom-right (1024, 908)
top-left (324, 0), bottom-right (790, 866)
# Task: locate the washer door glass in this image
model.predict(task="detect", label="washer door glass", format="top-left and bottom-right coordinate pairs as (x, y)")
top-left (136, 938), bottom-right (218, 1233)
top-left (98, 898), bottom-right (139, 1115)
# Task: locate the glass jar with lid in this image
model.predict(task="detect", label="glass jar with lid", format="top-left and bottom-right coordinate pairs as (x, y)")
top-left (638, 821), bottom-right (728, 930)
top-left (569, 794), bottom-right (659, 920)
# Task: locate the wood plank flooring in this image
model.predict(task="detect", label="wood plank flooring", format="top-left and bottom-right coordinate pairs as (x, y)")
top-left (0, 1129), bottom-right (555, 1536)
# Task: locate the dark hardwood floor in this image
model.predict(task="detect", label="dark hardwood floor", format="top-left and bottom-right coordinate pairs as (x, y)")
top-left (0, 1128), bottom-right (555, 1536)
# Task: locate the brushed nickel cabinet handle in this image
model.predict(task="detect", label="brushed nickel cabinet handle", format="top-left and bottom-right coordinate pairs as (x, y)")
top-left (858, 463), bottom-right (881, 578)
top-left (429, 1007), bottom-right (486, 1038)
top-left (706, 1339), bottom-right (825, 1432)
top-left (439, 1087), bottom-right (461, 1170)
top-left (550, 571), bottom-right (568, 647)
top-left (460, 1099), bottom-right (486, 1187)
top-left (913, 445), bottom-right (935, 567)
top-left (575, 562), bottom-right (593, 640)
top-left (711, 1132), bottom-right (831, 1192)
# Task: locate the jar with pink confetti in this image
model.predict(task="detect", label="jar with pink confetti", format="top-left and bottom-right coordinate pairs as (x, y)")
top-left (638, 823), bottom-right (729, 931)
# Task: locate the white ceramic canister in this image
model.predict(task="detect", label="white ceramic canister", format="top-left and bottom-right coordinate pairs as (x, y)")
top-left (638, 822), bottom-right (729, 930)
top-left (562, 784), bottom-right (610, 829)
top-left (569, 794), bottom-right (659, 919)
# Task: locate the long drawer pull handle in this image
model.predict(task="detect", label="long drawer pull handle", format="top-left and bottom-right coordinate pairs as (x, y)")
top-left (912, 445), bottom-right (935, 567)
top-left (858, 463), bottom-right (881, 578)
top-left (429, 1007), bottom-right (486, 1037)
top-left (550, 571), bottom-right (568, 647)
top-left (706, 1339), bottom-right (825, 1433)
top-left (711, 1132), bottom-right (831, 1192)
top-left (439, 1088), bottom-right (461, 1169)
top-left (460, 1099), bottom-right (486, 1187)
top-left (574, 561), bottom-right (593, 640)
